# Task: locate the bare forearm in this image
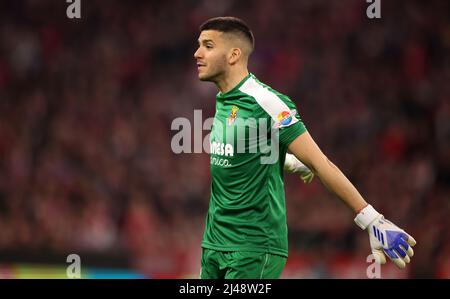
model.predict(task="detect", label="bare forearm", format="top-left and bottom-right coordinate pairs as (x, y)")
top-left (287, 132), bottom-right (367, 213)
top-left (312, 156), bottom-right (367, 213)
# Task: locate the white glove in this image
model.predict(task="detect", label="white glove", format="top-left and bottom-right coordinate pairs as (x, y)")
top-left (284, 153), bottom-right (314, 183)
top-left (354, 205), bottom-right (417, 269)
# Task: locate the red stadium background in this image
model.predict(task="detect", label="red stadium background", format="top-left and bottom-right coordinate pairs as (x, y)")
top-left (0, 0), bottom-right (449, 278)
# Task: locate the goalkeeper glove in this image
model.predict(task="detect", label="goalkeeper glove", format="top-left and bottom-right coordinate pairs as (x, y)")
top-left (354, 204), bottom-right (417, 269)
top-left (284, 153), bottom-right (314, 184)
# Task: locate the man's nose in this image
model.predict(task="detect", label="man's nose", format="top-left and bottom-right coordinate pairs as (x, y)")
top-left (194, 48), bottom-right (202, 59)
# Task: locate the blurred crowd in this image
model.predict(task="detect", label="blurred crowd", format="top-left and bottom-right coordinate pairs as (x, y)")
top-left (0, 0), bottom-right (449, 278)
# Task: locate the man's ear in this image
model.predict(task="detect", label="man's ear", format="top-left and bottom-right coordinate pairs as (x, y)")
top-left (228, 48), bottom-right (242, 65)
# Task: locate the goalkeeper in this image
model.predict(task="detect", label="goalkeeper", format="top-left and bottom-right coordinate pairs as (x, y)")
top-left (194, 16), bottom-right (416, 279)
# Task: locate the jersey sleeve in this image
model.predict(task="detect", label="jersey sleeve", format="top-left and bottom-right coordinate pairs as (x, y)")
top-left (276, 99), bottom-right (307, 147)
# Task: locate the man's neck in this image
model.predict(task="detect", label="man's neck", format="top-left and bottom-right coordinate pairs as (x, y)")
top-left (216, 68), bottom-right (249, 94)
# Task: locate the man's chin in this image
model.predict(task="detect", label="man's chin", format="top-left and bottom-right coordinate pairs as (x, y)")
top-left (198, 70), bottom-right (220, 82)
top-left (198, 73), bottom-right (212, 81)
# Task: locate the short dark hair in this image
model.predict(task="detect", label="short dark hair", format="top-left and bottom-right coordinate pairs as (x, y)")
top-left (199, 16), bottom-right (255, 51)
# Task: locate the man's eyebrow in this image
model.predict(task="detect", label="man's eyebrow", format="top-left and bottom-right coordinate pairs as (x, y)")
top-left (198, 39), bottom-right (215, 45)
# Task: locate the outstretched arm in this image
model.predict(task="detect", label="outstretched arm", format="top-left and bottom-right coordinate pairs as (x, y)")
top-left (288, 131), bottom-right (367, 213)
top-left (288, 131), bottom-right (416, 268)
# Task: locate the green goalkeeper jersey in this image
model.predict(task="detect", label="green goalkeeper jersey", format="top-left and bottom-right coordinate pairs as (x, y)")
top-left (202, 73), bottom-right (307, 257)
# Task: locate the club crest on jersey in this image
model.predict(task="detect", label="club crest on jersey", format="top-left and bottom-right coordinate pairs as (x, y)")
top-left (227, 105), bottom-right (239, 125)
top-left (274, 109), bottom-right (297, 128)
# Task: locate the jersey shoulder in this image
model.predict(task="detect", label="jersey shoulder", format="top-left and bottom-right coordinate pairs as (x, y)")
top-left (239, 74), bottom-right (299, 128)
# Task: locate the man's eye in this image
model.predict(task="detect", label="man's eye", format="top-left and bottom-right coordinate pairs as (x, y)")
top-left (206, 45), bottom-right (213, 49)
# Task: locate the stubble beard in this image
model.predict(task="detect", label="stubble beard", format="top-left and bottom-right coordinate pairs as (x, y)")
top-left (199, 58), bottom-right (227, 84)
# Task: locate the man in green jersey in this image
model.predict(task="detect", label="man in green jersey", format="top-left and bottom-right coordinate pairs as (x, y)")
top-left (194, 17), bottom-right (416, 279)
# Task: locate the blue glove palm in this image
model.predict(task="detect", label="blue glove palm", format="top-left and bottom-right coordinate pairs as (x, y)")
top-left (368, 216), bottom-right (416, 268)
top-left (355, 205), bottom-right (417, 269)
